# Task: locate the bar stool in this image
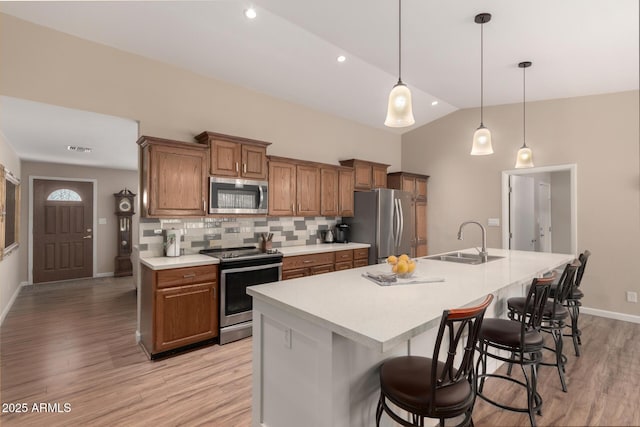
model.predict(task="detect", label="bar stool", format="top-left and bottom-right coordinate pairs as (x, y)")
top-left (507, 260), bottom-right (580, 392)
top-left (376, 294), bottom-right (494, 427)
top-left (475, 275), bottom-right (555, 427)
top-left (554, 250), bottom-right (590, 356)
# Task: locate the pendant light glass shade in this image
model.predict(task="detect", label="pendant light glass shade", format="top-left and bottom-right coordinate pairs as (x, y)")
top-left (515, 146), bottom-right (534, 168)
top-left (471, 125), bottom-right (493, 155)
top-left (384, 0), bottom-right (414, 128)
top-left (515, 61), bottom-right (534, 168)
top-left (471, 13), bottom-right (493, 155)
top-left (385, 80), bottom-right (415, 127)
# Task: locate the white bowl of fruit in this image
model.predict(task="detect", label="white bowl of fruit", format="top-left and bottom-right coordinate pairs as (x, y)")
top-left (387, 254), bottom-right (417, 278)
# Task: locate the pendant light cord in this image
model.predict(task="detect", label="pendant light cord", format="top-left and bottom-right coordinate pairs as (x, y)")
top-left (522, 65), bottom-right (527, 148)
top-left (480, 21), bottom-right (484, 125)
top-left (398, 0), bottom-right (402, 83)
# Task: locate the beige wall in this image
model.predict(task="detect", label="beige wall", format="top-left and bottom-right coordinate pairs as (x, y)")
top-left (19, 162), bottom-right (138, 282)
top-left (403, 90), bottom-right (640, 316)
top-left (550, 171), bottom-right (572, 254)
top-left (0, 13), bottom-right (401, 169)
top-left (0, 133), bottom-right (22, 321)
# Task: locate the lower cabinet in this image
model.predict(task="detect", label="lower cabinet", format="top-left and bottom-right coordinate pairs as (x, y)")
top-left (140, 264), bottom-right (219, 357)
top-left (282, 248), bottom-right (369, 280)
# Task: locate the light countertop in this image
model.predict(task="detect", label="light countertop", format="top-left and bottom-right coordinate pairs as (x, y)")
top-left (139, 254), bottom-right (219, 270)
top-left (139, 242), bottom-right (370, 270)
top-left (278, 242), bottom-right (369, 256)
top-left (248, 248), bottom-right (575, 352)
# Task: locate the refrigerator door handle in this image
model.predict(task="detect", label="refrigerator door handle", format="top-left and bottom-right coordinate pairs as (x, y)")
top-left (394, 198), bottom-right (401, 250)
top-left (398, 199), bottom-right (404, 249)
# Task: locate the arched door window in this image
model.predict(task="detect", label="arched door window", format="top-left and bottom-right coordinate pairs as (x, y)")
top-left (47, 189), bottom-right (82, 201)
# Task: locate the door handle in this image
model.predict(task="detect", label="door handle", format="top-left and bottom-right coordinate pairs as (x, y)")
top-left (243, 163), bottom-right (247, 174)
top-left (236, 162), bottom-right (239, 172)
top-left (83, 235), bottom-right (92, 239)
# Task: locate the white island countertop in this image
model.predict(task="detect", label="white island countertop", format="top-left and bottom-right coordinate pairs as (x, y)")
top-left (248, 248), bottom-right (574, 353)
top-left (278, 242), bottom-right (370, 256)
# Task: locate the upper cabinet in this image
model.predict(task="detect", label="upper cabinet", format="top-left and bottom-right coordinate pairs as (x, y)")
top-left (195, 131), bottom-right (270, 180)
top-left (319, 166), bottom-right (353, 217)
top-left (138, 136), bottom-right (208, 218)
top-left (387, 172), bottom-right (430, 257)
top-left (339, 159), bottom-right (390, 191)
top-left (268, 157), bottom-right (324, 217)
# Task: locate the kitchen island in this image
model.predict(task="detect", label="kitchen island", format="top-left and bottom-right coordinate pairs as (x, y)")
top-left (247, 248), bottom-right (574, 427)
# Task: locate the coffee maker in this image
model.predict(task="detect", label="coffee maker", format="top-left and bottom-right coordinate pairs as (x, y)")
top-left (334, 223), bottom-right (350, 243)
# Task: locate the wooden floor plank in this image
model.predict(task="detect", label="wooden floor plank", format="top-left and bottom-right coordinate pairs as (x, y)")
top-left (1, 276), bottom-right (638, 426)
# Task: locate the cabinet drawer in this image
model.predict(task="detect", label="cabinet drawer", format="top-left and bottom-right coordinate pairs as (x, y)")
top-left (354, 259), bottom-right (369, 268)
top-left (335, 261), bottom-right (353, 271)
top-left (282, 268), bottom-right (307, 280)
top-left (283, 252), bottom-right (335, 270)
top-left (353, 248), bottom-right (369, 260)
top-left (310, 264), bottom-right (334, 275)
top-left (335, 250), bottom-right (353, 262)
top-left (156, 265), bottom-right (218, 289)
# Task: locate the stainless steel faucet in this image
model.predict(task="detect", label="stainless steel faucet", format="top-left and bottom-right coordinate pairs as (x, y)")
top-left (457, 221), bottom-right (488, 260)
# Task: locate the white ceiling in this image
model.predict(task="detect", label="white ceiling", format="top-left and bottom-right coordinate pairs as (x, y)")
top-left (1, 0), bottom-right (638, 170)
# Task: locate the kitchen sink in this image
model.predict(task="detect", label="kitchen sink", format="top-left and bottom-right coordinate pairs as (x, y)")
top-left (423, 252), bottom-right (504, 265)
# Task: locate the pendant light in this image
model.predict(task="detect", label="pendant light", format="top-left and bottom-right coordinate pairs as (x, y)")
top-left (515, 61), bottom-right (534, 168)
top-left (470, 13), bottom-right (493, 155)
top-left (384, 0), bottom-right (415, 128)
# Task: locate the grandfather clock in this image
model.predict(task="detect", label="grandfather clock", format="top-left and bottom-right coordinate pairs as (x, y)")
top-left (114, 189), bottom-right (135, 277)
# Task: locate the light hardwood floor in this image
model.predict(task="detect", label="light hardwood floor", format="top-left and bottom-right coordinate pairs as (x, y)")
top-left (1, 277), bottom-right (638, 426)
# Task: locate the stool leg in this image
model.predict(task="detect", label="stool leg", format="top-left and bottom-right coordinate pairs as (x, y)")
top-left (568, 300), bottom-right (581, 356)
top-left (552, 322), bottom-right (568, 392)
top-left (520, 362), bottom-right (538, 427)
top-left (375, 394), bottom-right (383, 426)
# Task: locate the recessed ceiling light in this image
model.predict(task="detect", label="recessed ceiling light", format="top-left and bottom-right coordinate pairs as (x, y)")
top-left (431, 101), bottom-right (439, 106)
top-left (337, 55), bottom-right (346, 63)
top-left (244, 8), bottom-right (257, 19)
top-left (67, 145), bottom-right (93, 153)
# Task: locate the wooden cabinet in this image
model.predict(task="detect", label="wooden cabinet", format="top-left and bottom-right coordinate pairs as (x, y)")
top-left (387, 172), bottom-right (430, 257)
top-left (195, 131), bottom-right (270, 180)
top-left (297, 164), bottom-right (321, 216)
top-left (353, 247), bottom-right (369, 267)
top-left (140, 264), bottom-right (218, 357)
top-left (268, 157), bottom-right (320, 217)
top-left (281, 247), bottom-right (369, 280)
top-left (338, 167), bottom-right (355, 217)
top-left (339, 159), bottom-right (390, 191)
top-left (282, 252), bottom-right (335, 280)
top-left (320, 166), bottom-right (354, 217)
top-left (138, 136), bottom-right (208, 218)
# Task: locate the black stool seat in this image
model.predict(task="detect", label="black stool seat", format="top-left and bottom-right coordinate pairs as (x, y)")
top-left (508, 298), bottom-right (570, 320)
top-left (480, 318), bottom-right (544, 348)
top-left (380, 356), bottom-right (471, 414)
top-left (550, 285), bottom-right (584, 300)
top-left (376, 294), bottom-right (494, 427)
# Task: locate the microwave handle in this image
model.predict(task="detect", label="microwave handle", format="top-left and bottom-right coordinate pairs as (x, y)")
top-left (258, 185), bottom-right (264, 209)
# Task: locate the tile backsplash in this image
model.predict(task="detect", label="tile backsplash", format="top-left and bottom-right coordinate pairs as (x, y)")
top-left (138, 216), bottom-right (340, 258)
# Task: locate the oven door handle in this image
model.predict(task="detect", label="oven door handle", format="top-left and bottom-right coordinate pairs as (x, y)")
top-left (220, 262), bottom-right (283, 275)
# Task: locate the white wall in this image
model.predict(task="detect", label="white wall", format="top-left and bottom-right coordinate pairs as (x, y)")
top-left (550, 171), bottom-right (572, 254)
top-left (402, 91), bottom-right (640, 316)
top-left (0, 132), bottom-right (22, 323)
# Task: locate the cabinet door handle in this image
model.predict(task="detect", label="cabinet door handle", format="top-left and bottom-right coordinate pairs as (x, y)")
top-left (203, 199), bottom-right (206, 212)
top-left (236, 162), bottom-right (239, 172)
top-left (303, 260), bottom-right (313, 264)
top-left (298, 203), bottom-right (301, 213)
top-left (292, 203), bottom-right (295, 214)
top-left (243, 163), bottom-right (247, 174)
top-left (183, 273), bottom-right (196, 278)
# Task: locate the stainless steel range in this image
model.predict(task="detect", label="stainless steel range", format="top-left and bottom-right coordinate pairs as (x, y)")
top-left (200, 246), bottom-right (282, 344)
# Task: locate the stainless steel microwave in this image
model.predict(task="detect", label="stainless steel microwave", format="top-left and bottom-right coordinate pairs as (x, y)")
top-left (209, 177), bottom-right (268, 214)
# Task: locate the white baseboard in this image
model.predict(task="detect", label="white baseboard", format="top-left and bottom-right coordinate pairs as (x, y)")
top-left (95, 272), bottom-right (114, 278)
top-left (582, 306), bottom-right (640, 324)
top-left (0, 281), bottom-right (27, 325)
top-left (135, 330), bottom-right (141, 343)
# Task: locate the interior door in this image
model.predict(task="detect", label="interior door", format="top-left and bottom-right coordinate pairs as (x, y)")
top-left (509, 175), bottom-right (536, 251)
top-left (537, 182), bottom-right (552, 252)
top-left (33, 179), bottom-right (93, 283)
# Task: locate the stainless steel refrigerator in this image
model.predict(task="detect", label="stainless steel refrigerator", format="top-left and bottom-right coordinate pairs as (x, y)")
top-left (344, 188), bottom-right (415, 265)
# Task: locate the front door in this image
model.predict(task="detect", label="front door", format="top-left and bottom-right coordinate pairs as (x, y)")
top-left (33, 180), bottom-right (93, 283)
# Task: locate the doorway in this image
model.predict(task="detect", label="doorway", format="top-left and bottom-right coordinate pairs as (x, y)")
top-left (30, 178), bottom-right (97, 283)
top-left (501, 164), bottom-right (577, 255)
